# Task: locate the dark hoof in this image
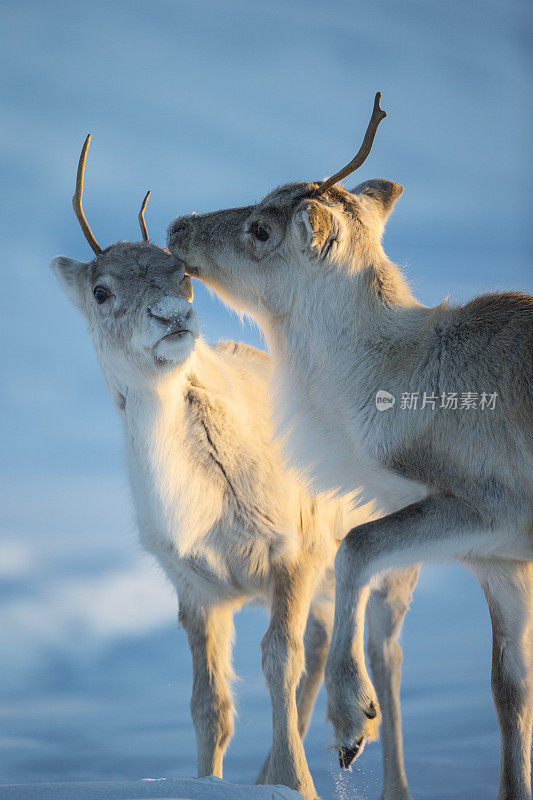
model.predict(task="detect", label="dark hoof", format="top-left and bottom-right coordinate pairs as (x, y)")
top-left (338, 737), bottom-right (364, 769)
top-left (365, 701), bottom-right (377, 719)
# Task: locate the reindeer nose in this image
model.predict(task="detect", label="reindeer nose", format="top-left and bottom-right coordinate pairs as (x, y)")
top-left (147, 307), bottom-right (172, 325)
top-left (148, 296), bottom-right (192, 326)
top-left (167, 214), bottom-right (196, 249)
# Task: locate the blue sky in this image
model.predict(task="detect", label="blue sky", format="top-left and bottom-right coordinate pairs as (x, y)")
top-left (1, 0), bottom-right (531, 474)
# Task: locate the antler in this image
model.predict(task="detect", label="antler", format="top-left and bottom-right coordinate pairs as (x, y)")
top-left (313, 92), bottom-right (387, 197)
top-left (72, 134), bottom-right (102, 256)
top-left (138, 190), bottom-right (151, 242)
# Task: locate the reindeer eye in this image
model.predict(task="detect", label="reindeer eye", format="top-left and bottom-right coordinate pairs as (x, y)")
top-left (251, 222), bottom-right (270, 242)
top-left (93, 285), bottom-right (111, 304)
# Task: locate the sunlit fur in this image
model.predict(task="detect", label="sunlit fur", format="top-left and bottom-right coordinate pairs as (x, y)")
top-left (51, 240), bottom-right (420, 800)
top-left (168, 178), bottom-right (533, 800)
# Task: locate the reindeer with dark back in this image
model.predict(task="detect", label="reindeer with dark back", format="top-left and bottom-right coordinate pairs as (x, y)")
top-left (167, 94), bottom-right (533, 800)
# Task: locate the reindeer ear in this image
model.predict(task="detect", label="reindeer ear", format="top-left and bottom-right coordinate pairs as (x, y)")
top-left (350, 179), bottom-right (403, 223)
top-left (50, 256), bottom-right (88, 308)
top-left (293, 201), bottom-right (341, 259)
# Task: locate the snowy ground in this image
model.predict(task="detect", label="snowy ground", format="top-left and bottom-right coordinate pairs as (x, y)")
top-left (0, 472), bottom-right (504, 800)
top-left (0, 776), bottom-right (301, 800)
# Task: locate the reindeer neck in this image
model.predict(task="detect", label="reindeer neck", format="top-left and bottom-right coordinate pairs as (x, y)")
top-left (271, 256), bottom-right (419, 359)
top-left (100, 341), bottom-right (233, 558)
top-left (101, 339), bottom-right (237, 444)
top-left (265, 255), bottom-right (428, 424)
top-left (99, 353), bottom-right (189, 419)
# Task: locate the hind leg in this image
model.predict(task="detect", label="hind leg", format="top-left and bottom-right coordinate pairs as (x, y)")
top-left (471, 559), bottom-right (533, 800)
top-left (366, 566), bottom-right (420, 800)
top-left (297, 596), bottom-right (335, 738)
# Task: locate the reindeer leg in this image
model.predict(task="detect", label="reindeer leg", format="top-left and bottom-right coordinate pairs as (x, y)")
top-left (297, 597), bottom-right (335, 739)
top-left (367, 566), bottom-right (420, 800)
top-left (256, 594), bottom-right (334, 785)
top-left (471, 559), bottom-right (533, 800)
top-left (259, 560), bottom-right (322, 800)
top-left (180, 601), bottom-right (237, 778)
top-left (325, 495), bottom-right (486, 760)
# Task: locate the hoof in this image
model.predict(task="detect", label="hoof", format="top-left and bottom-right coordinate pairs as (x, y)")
top-left (338, 736), bottom-right (365, 770)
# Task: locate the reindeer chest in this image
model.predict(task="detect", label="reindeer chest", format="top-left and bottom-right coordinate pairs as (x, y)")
top-left (121, 385), bottom-right (297, 596)
top-left (279, 371), bottom-right (426, 512)
top-left (282, 383), bottom-right (365, 490)
top-left (123, 394), bottom-right (223, 556)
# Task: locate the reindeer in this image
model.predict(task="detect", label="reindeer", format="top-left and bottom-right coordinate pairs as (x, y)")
top-left (167, 94), bottom-right (533, 800)
top-left (50, 136), bottom-right (421, 800)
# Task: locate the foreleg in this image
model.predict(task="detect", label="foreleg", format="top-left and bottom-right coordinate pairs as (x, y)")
top-left (180, 602), bottom-right (237, 778)
top-left (325, 496), bottom-right (485, 759)
top-left (256, 595), bottom-right (334, 785)
top-left (259, 560), bottom-right (323, 799)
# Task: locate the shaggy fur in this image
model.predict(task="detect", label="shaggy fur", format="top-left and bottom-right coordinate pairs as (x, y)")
top-left (167, 177), bottom-right (533, 800)
top-left (51, 241), bottom-right (419, 800)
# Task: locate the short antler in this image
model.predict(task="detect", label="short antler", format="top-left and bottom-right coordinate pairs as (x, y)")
top-left (72, 134), bottom-right (102, 256)
top-left (313, 92), bottom-right (387, 197)
top-left (138, 190), bottom-right (151, 242)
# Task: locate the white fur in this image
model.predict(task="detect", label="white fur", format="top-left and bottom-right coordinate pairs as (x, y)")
top-left (52, 246), bottom-right (422, 799)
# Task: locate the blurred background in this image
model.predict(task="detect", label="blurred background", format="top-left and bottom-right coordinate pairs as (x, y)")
top-left (1, 1), bottom-right (531, 798)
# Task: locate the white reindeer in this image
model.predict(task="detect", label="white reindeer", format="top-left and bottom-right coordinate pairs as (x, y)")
top-left (167, 93), bottom-right (533, 800)
top-left (50, 136), bottom-right (421, 800)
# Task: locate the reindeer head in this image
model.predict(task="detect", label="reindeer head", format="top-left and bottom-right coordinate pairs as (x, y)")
top-left (51, 136), bottom-right (199, 382)
top-left (167, 94), bottom-right (403, 325)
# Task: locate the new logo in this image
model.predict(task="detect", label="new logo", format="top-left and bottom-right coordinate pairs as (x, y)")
top-left (375, 390), bottom-right (395, 411)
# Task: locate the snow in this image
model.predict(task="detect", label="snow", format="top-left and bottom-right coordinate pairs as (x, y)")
top-left (0, 777), bottom-right (301, 800)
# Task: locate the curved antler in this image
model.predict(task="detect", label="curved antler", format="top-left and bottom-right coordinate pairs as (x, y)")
top-left (138, 190), bottom-right (151, 242)
top-left (72, 134), bottom-right (102, 256)
top-left (313, 93), bottom-right (387, 197)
